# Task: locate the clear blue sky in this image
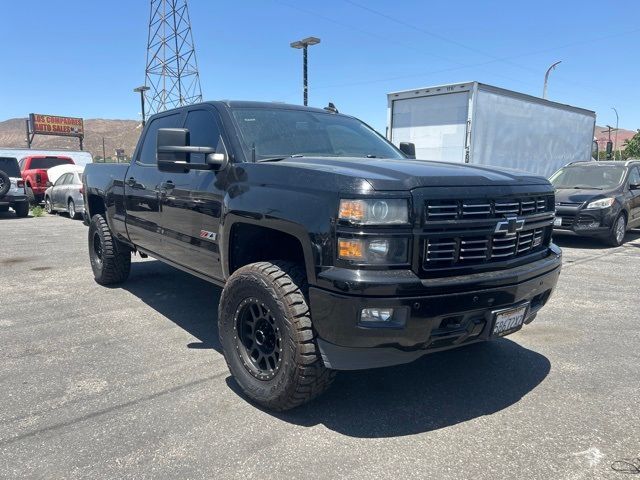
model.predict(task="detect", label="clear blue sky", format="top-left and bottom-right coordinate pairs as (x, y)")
top-left (1, 0), bottom-right (639, 133)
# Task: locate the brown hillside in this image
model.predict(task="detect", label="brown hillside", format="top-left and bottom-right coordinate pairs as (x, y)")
top-left (0, 118), bottom-right (141, 159)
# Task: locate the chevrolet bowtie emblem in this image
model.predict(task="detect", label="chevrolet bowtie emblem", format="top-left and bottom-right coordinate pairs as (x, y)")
top-left (495, 216), bottom-right (525, 235)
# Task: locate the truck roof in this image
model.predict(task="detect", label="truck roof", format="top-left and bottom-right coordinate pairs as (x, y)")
top-left (152, 100), bottom-right (336, 116)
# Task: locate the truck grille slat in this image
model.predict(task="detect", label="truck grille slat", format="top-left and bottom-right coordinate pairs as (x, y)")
top-left (425, 195), bottom-right (553, 221)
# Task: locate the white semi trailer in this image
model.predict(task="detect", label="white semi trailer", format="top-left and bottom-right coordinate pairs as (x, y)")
top-left (387, 81), bottom-right (596, 177)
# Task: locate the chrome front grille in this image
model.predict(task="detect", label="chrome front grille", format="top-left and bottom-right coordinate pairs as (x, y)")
top-left (425, 196), bottom-right (553, 221)
top-left (424, 227), bottom-right (546, 267)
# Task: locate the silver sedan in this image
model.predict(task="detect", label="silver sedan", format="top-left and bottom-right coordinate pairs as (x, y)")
top-left (44, 171), bottom-right (85, 220)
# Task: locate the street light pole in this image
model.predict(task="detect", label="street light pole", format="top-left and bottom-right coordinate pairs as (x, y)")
top-left (134, 85), bottom-right (151, 126)
top-left (543, 61), bottom-right (562, 99)
top-left (612, 107), bottom-right (619, 160)
top-left (290, 37), bottom-right (321, 106)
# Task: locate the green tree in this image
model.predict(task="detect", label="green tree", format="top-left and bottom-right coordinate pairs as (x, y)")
top-left (624, 130), bottom-right (640, 158)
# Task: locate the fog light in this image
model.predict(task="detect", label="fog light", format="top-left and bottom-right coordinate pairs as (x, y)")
top-left (359, 307), bottom-right (408, 328)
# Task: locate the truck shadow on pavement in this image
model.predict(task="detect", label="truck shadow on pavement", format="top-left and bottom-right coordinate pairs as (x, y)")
top-left (122, 259), bottom-right (550, 438)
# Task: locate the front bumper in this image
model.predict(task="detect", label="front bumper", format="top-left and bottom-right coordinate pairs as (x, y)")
top-left (554, 205), bottom-right (618, 237)
top-left (310, 245), bottom-right (562, 370)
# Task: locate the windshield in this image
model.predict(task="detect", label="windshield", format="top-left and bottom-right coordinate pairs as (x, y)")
top-left (230, 108), bottom-right (404, 161)
top-left (29, 157), bottom-right (74, 169)
top-left (0, 157), bottom-right (21, 177)
top-left (550, 165), bottom-right (626, 190)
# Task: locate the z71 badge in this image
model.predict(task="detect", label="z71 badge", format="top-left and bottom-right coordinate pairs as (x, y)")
top-left (199, 230), bottom-right (217, 241)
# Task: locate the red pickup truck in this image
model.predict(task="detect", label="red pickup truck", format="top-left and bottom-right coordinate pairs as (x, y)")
top-left (19, 155), bottom-right (75, 204)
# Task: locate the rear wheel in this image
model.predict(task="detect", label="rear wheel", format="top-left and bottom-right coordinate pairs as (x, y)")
top-left (606, 213), bottom-right (626, 247)
top-left (14, 202), bottom-right (29, 218)
top-left (26, 186), bottom-right (36, 206)
top-left (88, 214), bottom-right (131, 284)
top-left (219, 261), bottom-right (335, 411)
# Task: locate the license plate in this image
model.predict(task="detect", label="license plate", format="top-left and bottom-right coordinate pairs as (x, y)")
top-left (553, 217), bottom-right (562, 227)
top-left (492, 304), bottom-right (528, 336)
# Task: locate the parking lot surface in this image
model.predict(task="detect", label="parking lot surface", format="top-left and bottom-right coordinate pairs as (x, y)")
top-left (1, 212), bottom-right (639, 480)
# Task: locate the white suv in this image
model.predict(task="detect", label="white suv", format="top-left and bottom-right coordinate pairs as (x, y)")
top-left (0, 157), bottom-right (29, 217)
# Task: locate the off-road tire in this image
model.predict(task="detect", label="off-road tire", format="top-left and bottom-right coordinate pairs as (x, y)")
top-left (26, 186), bottom-right (36, 206)
top-left (605, 213), bottom-right (626, 247)
top-left (88, 214), bottom-right (131, 285)
top-left (219, 261), bottom-right (335, 411)
top-left (0, 170), bottom-right (10, 197)
top-left (14, 202), bottom-right (29, 218)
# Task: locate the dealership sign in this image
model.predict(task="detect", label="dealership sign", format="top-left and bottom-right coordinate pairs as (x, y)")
top-left (29, 114), bottom-right (84, 138)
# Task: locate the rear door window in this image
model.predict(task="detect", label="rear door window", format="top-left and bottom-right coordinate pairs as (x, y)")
top-left (0, 157), bottom-right (21, 177)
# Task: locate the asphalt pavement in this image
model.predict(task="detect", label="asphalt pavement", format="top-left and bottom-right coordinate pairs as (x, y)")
top-left (1, 211), bottom-right (639, 479)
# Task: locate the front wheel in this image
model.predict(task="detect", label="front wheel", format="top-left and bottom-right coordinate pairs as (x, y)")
top-left (68, 199), bottom-right (81, 220)
top-left (606, 213), bottom-right (626, 247)
top-left (45, 197), bottom-right (54, 214)
top-left (88, 214), bottom-right (131, 285)
top-left (219, 261), bottom-right (335, 411)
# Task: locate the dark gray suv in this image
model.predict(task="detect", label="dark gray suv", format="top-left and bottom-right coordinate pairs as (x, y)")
top-left (551, 160), bottom-right (640, 246)
top-left (0, 157), bottom-right (29, 217)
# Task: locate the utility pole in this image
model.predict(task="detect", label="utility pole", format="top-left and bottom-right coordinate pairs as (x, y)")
top-left (543, 61), bottom-right (562, 99)
top-left (102, 137), bottom-right (106, 163)
top-left (134, 85), bottom-right (150, 126)
top-left (25, 119), bottom-right (32, 149)
top-left (290, 37), bottom-right (321, 106)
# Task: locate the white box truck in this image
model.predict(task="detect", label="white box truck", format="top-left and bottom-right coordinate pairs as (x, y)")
top-left (387, 81), bottom-right (596, 177)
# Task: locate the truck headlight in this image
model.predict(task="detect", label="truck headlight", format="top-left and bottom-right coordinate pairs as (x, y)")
top-left (339, 199), bottom-right (409, 225)
top-left (338, 237), bottom-right (408, 264)
top-left (586, 198), bottom-right (614, 209)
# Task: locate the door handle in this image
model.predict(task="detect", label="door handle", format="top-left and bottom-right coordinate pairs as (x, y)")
top-left (126, 177), bottom-right (137, 187)
top-left (160, 181), bottom-right (175, 190)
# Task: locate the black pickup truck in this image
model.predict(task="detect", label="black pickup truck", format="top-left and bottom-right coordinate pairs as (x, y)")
top-left (83, 101), bottom-right (562, 410)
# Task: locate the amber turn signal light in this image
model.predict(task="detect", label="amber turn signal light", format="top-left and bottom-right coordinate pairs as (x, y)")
top-left (338, 238), bottom-right (364, 260)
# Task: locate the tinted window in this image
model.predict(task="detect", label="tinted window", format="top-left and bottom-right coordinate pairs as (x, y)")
top-left (550, 165), bottom-right (626, 190)
top-left (629, 167), bottom-right (640, 186)
top-left (30, 157), bottom-right (74, 169)
top-left (0, 157), bottom-right (21, 177)
top-left (184, 110), bottom-right (221, 164)
top-left (138, 113), bottom-right (182, 164)
top-left (55, 174), bottom-right (70, 186)
top-left (230, 108), bottom-right (403, 161)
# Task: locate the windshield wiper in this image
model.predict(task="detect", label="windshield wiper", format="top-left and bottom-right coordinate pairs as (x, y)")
top-left (256, 154), bottom-right (305, 163)
top-left (572, 185), bottom-right (602, 190)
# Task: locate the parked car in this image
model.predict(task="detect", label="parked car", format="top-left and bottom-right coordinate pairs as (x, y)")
top-left (19, 155), bottom-right (75, 205)
top-left (551, 160), bottom-right (640, 246)
top-left (83, 101), bottom-right (562, 411)
top-left (44, 165), bottom-right (85, 219)
top-left (0, 157), bottom-right (29, 217)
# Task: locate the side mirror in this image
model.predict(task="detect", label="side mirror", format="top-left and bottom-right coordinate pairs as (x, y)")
top-left (157, 128), bottom-right (226, 172)
top-left (399, 142), bottom-right (416, 159)
top-left (46, 181), bottom-right (53, 187)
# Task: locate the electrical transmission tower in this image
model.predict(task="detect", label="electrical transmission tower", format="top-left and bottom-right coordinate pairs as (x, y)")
top-left (144, 0), bottom-right (203, 114)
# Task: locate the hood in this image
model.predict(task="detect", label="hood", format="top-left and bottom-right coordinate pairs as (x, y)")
top-left (555, 188), bottom-right (609, 205)
top-left (276, 157), bottom-right (550, 190)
